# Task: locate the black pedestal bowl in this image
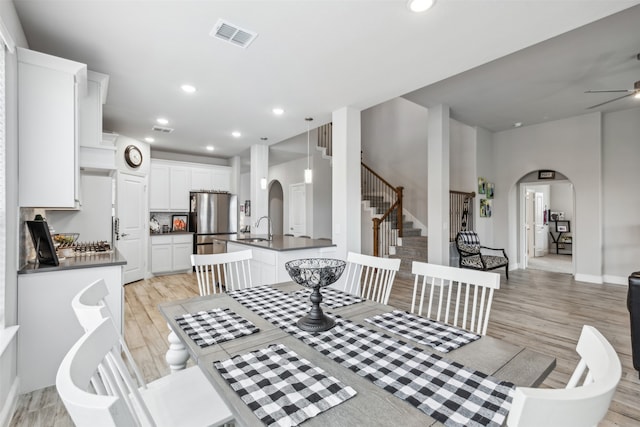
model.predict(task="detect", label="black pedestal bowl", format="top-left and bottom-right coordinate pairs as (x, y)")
top-left (285, 258), bottom-right (346, 332)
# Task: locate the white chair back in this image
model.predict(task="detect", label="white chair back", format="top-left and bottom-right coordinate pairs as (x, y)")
top-left (56, 318), bottom-right (155, 426)
top-left (410, 261), bottom-right (500, 335)
top-left (343, 252), bottom-right (401, 304)
top-left (191, 250), bottom-right (253, 296)
top-left (507, 325), bottom-right (622, 427)
top-left (71, 279), bottom-right (146, 389)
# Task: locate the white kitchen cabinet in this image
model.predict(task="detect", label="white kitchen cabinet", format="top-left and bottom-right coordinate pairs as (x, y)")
top-left (151, 233), bottom-right (193, 274)
top-left (78, 71), bottom-right (115, 172)
top-left (18, 47), bottom-right (87, 208)
top-left (190, 167), bottom-right (212, 191)
top-left (17, 265), bottom-right (123, 393)
top-left (169, 167), bottom-right (190, 211)
top-left (149, 163), bottom-right (170, 210)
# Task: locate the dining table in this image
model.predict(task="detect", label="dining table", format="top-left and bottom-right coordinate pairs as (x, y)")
top-left (158, 282), bottom-right (556, 427)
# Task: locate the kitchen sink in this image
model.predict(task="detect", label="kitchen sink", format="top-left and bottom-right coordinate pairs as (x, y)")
top-left (237, 237), bottom-right (269, 243)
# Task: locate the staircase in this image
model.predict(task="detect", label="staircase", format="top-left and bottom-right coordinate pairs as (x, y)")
top-left (391, 236), bottom-right (428, 280)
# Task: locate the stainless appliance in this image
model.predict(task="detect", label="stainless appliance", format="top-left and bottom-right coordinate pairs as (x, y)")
top-left (189, 191), bottom-right (237, 255)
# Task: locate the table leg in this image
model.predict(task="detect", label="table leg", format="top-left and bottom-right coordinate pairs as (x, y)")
top-left (165, 323), bottom-right (189, 372)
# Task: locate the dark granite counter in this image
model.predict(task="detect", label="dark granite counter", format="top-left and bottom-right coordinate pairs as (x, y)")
top-left (18, 248), bottom-right (127, 274)
top-left (213, 233), bottom-right (335, 252)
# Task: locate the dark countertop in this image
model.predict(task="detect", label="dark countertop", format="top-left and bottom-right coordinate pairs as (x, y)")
top-left (150, 231), bottom-right (194, 236)
top-left (18, 248), bottom-right (127, 274)
top-left (213, 233), bottom-right (335, 252)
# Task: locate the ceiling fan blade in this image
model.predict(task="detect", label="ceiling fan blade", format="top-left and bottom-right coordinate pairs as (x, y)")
top-left (584, 89), bottom-right (633, 93)
top-left (587, 92), bottom-right (636, 109)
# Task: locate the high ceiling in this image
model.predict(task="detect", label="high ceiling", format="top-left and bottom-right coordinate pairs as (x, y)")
top-left (12, 1), bottom-right (640, 160)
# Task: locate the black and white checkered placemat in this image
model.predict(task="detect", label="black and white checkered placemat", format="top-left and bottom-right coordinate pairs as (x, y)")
top-left (364, 310), bottom-right (480, 353)
top-left (175, 308), bottom-right (259, 348)
top-left (292, 319), bottom-right (514, 427)
top-left (230, 286), bottom-right (515, 427)
top-left (229, 285), bottom-right (309, 331)
top-left (214, 343), bottom-right (357, 427)
top-left (293, 287), bottom-right (365, 309)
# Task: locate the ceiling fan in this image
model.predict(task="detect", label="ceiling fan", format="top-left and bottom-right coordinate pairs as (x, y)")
top-left (585, 80), bottom-right (640, 109)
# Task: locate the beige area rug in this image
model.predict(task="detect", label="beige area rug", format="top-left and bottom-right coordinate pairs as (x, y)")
top-left (527, 253), bottom-right (572, 274)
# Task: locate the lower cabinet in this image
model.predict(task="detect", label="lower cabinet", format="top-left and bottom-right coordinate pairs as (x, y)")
top-left (151, 233), bottom-right (193, 274)
top-left (17, 265), bottom-right (123, 393)
top-left (226, 242), bottom-right (338, 287)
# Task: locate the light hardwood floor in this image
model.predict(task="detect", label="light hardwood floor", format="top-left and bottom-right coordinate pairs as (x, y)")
top-left (10, 269), bottom-right (640, 426)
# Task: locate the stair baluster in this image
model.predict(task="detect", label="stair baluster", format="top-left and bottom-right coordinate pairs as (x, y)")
top-left (361, 162), bottom-right (403, 257)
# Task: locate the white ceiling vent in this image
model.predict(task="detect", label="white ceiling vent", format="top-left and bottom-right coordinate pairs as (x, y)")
top-left (152, 125), bottom-right (174, 133)
top-left (210, 19), bottom-right (258, 49)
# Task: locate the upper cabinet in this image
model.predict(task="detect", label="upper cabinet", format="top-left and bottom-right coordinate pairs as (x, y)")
top-left (18, 48), bottom-right (87, 208)
top-left (149, 159), bottom-right (232, 211)
top-left (79, 71), bottom-right (115, 172)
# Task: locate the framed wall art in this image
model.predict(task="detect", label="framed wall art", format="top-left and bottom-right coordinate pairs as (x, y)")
top-left (172, 214), bottom-right (188, 231)
top-left (538, 170), bottom-right (555, 180)
top-left (478, 177), bottom-right (486, 195)
top-left (486, 182), bottom-right (495, 199)
top-left (480, 199), bottom-right (492, 218)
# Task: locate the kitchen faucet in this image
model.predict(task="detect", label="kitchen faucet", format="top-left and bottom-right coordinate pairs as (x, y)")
top-left (255, 216), bottom-right (273, 241)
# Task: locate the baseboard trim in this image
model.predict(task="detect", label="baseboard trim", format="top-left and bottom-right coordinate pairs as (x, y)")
top-left (574, 273), bottom-right (603, 284)
top-left (0, 376), bottom-right (20, 427)
top-left (602, 275), bottom-right (627, 286)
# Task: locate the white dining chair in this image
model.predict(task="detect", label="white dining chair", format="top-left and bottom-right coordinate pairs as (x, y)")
top-left (410, 261), bottom-right (500, 335)
top-left (57, 318), bottom-right (234, 427)
top-left (342, 252), bottom-right (401, 304)
top-left (191, 250), bottom-right (253, 296)
top-left (507, 325), bottom-right (622, 427)
top-left (71, 279), bottom-right (146, 390)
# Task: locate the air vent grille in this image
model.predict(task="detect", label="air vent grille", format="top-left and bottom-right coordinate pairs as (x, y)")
top-left (152, 125), bottom-right (174, 133)
top-left (210, 19), bottom-right (258, 49)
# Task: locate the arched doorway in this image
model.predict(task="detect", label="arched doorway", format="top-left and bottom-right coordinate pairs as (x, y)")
top-left (268, 180), bottom-right (284, 236)
top-left (518, 170), bottom-right (575, 275)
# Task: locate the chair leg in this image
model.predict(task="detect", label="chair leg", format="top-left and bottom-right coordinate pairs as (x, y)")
top-left (505, 265), bottom-right (509, 280)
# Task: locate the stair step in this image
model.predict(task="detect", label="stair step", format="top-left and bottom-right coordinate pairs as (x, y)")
top-left (403, 228), bottom-right (422, 237)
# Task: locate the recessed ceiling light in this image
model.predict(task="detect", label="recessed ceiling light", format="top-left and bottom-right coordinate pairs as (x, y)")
top-left (514, 122), bottom-right (523, 128)
top-left (181, 84), bottom-right (196, 93)
top-left (232, 131), bottom-right (241, 138)
top-left (635, 92), bottom-right (640, 99)
top-left (156, 118), bottom-right (168, 125)
top-left (206, 145), bottom-right (214, 151)
top-left (145, 137), bottom-right (155, 143)
top-left (272, 107), bottom-right (284, 115)
top-left (260, 137), bottom-right (268, 141)
top-left (407, 0), bottom-right (435, 13)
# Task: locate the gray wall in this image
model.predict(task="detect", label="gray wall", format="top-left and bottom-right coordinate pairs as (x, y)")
top-left (602, 106), bottom-right (640, 281)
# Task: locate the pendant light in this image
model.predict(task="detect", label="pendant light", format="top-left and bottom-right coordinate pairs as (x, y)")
top-left (304, 117), bottom-right (313, 184)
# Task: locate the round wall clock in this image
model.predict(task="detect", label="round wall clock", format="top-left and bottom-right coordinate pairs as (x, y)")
top-left (124, 145), bottom-right (143, 168)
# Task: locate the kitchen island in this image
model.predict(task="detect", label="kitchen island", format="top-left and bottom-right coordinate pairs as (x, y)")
top-left (17, 250), bottom-right (127, 393)
top-left (213, 234), bottom-right (337, 286)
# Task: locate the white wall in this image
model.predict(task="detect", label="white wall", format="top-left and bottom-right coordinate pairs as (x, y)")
top-left (602, 106), bottom-right (640, 282)
top-left (46, 174), bottom-right (113, 242)
top-left (0, 3), bottom-right (28, 425)
top-left (550, 182), bottom-right (573, 221)
top-left (311, 144), bottom-right (332, 239)
top-left (361, 97), bottom-right (429, 226)
top-left (492, 112), bottom-right (602, 282)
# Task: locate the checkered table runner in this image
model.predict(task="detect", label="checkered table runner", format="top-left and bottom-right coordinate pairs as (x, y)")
top-left (214, 343), bottom-right (357, 427)
top-left (175, 308), bottom-right (259, 348)
top-left (229, 286), bottom-right (515, 427)
top-left (364, 310), bottom-right (480, 353)
top-left (293, 287), bottom-right (365, 309)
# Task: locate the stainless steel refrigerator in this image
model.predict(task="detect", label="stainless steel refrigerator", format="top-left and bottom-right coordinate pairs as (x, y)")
top-left (189, 191), bottom-right (237, 255)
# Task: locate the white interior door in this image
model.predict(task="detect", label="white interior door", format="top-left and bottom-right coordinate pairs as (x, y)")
top-left (116, 172), bottom-right (146, 284)
top-left (534, 192), bottom-right (546, 256)
top-left (525, 190), bottom-right (534, 264)
top-left (288, 183), bottom-right (306, 236)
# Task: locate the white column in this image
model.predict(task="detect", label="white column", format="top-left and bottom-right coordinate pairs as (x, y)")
top-left (427, 105), bottom-right (450, 265)
top-left (332, 107), bottom-right (361, 259)
top-left (250, 144), bottom-right (269, 234)
top-left (229, 155), bottom-right (241, 195)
